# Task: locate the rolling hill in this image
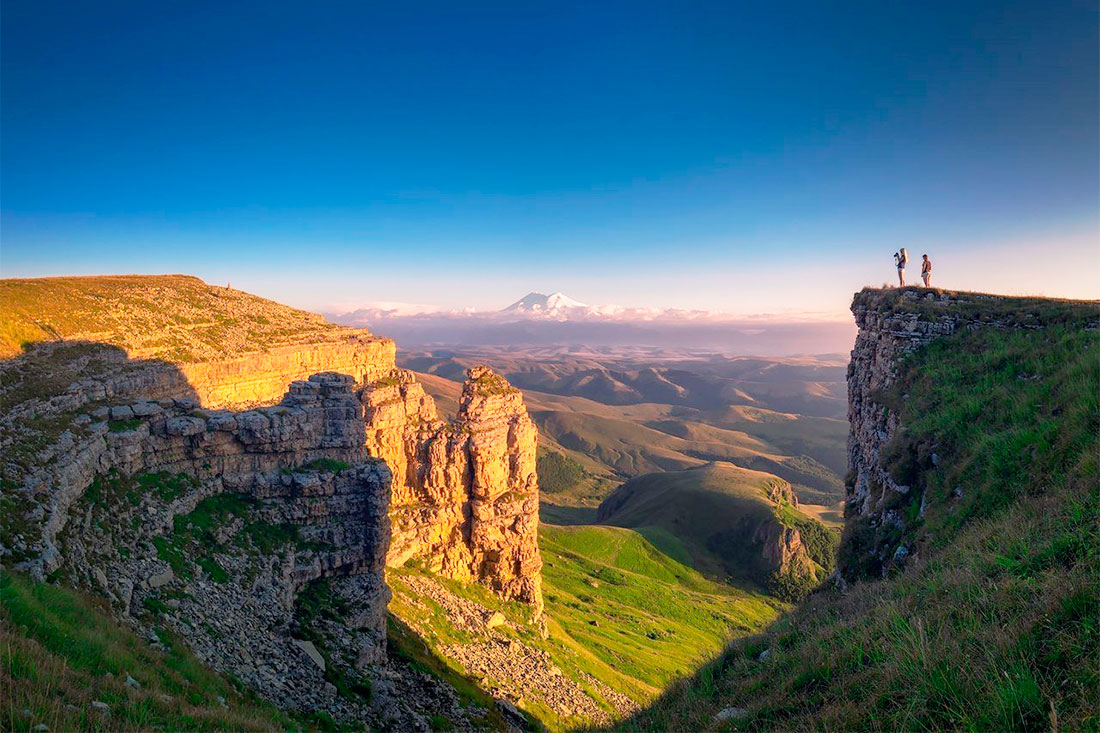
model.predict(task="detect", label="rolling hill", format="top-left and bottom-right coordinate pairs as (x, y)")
top-left (595, 463), bottom-right (838, 597)
top-left (401, 346), bottom-right (847, 418)
top-left (407, 350), bottom-right (848, 514)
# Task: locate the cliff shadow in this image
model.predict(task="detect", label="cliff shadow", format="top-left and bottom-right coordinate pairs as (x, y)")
top-left (1, 338), bottom-right (545, 731)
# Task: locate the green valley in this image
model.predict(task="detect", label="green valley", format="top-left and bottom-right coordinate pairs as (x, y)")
top-left (386, 524), bottom-right (783, 731)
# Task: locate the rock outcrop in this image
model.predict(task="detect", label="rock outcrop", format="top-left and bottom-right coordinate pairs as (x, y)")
top-left (1, 283), bottom-right (543, 722)
top-left (52, 373), bottom-right (391, 719)
top-left (362, 366), bottom-right (542, 611)
top-left (844, 287), bottom-right (1098, 578)
top-left (180, 335), bottom-right (396, 408)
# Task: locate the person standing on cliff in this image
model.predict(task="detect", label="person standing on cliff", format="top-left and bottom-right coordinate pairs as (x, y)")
top-left (921, 254), bottom-right (932, 287)
top-left (894, 248), bottom-right (908, 287)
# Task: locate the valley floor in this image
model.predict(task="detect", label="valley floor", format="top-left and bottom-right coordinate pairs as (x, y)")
top-left (387, 524), bottom-right (783, 731)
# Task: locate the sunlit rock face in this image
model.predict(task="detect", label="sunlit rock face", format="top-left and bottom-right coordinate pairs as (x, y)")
top-left (362, 366), bottom-right (542, 613)
top-left (4, 345), bottom-right (543, 719)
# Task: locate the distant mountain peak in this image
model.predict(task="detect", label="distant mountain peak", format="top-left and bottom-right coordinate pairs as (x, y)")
top-left (503, 291), bottom-right (588, 313)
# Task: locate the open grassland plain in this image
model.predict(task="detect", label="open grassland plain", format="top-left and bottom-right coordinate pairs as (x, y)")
top-left (387, 524), bottom-right (783, 731)
top-left (1, 570), bottom-right (299, 732)
top-left (0, 275), bottom-right (349, 361)
top-left (617, 318), bottom-right (1099, 731)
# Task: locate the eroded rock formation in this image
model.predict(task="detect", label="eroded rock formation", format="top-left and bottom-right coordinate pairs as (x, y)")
top-left (2, 326), bottom-right (542, 721)
top-left (55, 373), bottom-right (391, 717)
top-left (361, 366), bottom-right (542, 611)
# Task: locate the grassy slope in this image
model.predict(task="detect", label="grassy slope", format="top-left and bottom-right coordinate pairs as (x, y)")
top-left (1, 570), bottom-right (299, 732)
top-left (388, 525), bottom-right (782, 730)
top-left (0, 274), bottom-right (349, 361)
top-left (595, 463), bottom-right (827, 588)
top-left (619, 318), bottom-right (1099, 731)
top-left (540, 525), bottom-right (781, 688)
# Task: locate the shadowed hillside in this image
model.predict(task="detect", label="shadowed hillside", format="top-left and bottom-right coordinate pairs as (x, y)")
top-left (618, 292), bottom-right (1099, 731)
top-left (596, 463), bottom-right (837, 598)
top-left (1, 571), bottom-right (301, 731)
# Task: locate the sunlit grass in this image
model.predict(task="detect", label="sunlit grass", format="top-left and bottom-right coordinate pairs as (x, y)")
top-left (620, 317), bottom-right (1099, 731)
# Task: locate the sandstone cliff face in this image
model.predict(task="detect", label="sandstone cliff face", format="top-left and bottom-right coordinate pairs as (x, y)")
top-left (180, 335), bottom-right (395, 409)
top-left (362, 366), bottom-right (542, 611)
top-left (1, 327), bottom-right (542, 720)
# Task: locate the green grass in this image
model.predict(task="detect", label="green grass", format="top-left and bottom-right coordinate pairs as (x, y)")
top-left (595, 463), bottom-right (833, 595)
top-left (389, 526), bottom-right (782, 731)
top-left (537, 449), bottom-right (586, 494)
top-left (853, 286), bottom-right (1097, 328)
top-left (0, 274), bottom-right (348, 360)
top-left (1, 569), bottom-right (298, 731)
top-left (150, 492), bottom-right (320, 582)
top-left (619, 317), bottom-right (1099, 731)
top-left (540, 525), bottom-right (781, 690)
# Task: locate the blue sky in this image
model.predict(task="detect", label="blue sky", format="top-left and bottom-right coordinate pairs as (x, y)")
top-left (2, 0), bottom-right (1097, 316)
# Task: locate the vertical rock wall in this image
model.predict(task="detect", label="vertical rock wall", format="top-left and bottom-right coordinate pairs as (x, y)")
top-left (845, 287), bottom-right (1095, 577)
top-left (361, 366), bottom-right (543, 612)
top-left (52, 374), bottom-right (392, 715)
top-left (7, 336), bottom-right (543, 620)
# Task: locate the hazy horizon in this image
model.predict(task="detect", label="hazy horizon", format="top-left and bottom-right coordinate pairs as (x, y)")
top-left (3, 1), bottom-right (1098, 316)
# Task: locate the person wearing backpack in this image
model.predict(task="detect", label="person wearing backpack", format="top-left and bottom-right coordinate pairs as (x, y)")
top-left (921, 254), bottom-right (932, 287)
top-left (893, 248), bottom-right (908, 287)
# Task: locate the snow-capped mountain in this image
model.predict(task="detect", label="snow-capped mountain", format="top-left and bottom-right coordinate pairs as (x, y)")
top-left (325, 290), bottom-right (854, 352)
top-left (503, 292), bottom-right (588, 313)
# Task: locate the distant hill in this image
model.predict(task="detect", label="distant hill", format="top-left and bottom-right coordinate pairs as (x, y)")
top-left (402, 346), bottom-right (847, 418)
top-left (409, 358), bottom-right (848, 509)
top-left (0, 275), bottom-right (352, 361)
top-left (596, 463), bottom-right (838, 597)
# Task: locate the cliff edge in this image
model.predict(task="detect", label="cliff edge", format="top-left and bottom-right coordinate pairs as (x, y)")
top-left (843, 286), bottom-right (1097, 578)
top-left (620, 286), bottom-right (1098, 730)
top-left (0, 275), bottom-right (542, 725)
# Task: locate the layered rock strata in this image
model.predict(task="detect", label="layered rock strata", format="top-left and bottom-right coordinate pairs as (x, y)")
top-left (179, 334), bottom-right (395, 408)
top-left (6, 338), bottom-right (542, 612)
top-left (361, 366), bottom-right (542, 611)
top-left (3, 324), bottom-right (541, 721)
top-left (845, 287), bottom-right (1098, 577)
top-left (54, 373), bottom-right (391, 717)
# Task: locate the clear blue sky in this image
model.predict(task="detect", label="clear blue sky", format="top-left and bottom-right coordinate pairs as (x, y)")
top-left (2, 1), bottom-right (1097, 316)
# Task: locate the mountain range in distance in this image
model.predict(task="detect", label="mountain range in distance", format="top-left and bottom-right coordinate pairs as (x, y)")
top-left (328, 291), bottom-right (857, 355)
